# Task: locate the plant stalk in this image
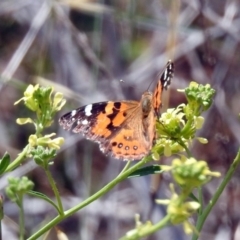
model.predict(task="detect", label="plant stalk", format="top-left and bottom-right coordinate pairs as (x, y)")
top-left (192, 149), bottom-right (240, 240)
top-left (45, 167), bottom-right (64, 215)
top-left (28, 157), bottom-right (150, 240)
top-left (5, 145), bottom-right (29, 172)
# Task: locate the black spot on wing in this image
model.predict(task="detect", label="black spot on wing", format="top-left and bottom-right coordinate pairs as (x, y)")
top-left (90, 102), bottom-right (108, 115)
top-left (118, 143), bottom-right (123, 148)
top-left (114, 102), bottom-right (121, 109)
top-left (106, 123), bottom-right (118, 133)
top-left (106, 102), bottom-right (122, 132)
top-left (106, 106), bottom-right (119, 121)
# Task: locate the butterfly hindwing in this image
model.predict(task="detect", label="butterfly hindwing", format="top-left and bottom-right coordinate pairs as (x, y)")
top-left (103, 105), bottom-right (156, 160)
top-left (102, 127), bottom-right (149, 160)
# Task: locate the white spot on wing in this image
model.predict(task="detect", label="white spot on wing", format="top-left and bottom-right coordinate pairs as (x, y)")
top-left (85, 104), bottom-right (93, 116)
top-left (71, 110), bottom-right (77, 116)
top-left (163, 70), bottom-right (167, 80)
top-left (82, 119), bottom-right (88, 125)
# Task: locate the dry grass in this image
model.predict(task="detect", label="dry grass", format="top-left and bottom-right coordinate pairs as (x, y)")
top-left (0, 0), bottom-right (240, 239)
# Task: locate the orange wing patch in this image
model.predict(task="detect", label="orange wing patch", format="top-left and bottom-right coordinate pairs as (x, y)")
top-left (59, 101), bottom-right (139, 145)
top-left (101, 127), bottom-right (150, 160)
top-left (90, 101), bottom-right (136, 138)
top-left (153, 80), bottom-right (163, 114)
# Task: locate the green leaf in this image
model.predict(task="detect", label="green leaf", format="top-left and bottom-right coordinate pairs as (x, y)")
top-left (128, 165), bottom-right (163, 178)
top-left (27, 190), bottom-right (60, 214)
top-left (0, 152), bottom-right (10, 175)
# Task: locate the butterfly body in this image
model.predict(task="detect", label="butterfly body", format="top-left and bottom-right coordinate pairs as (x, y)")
top-left (59, 61), bottom-right (174, 160)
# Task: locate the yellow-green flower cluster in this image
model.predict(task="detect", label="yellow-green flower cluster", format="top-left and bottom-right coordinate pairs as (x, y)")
top-left (180, 82), bottom-right (215, 116)
top-left (152, 82), bottom-right (215, 159)
top-left (158, 157), bottom-right (220, 234)
top-left (15, 84), bottom-right (66, 133)
top-left (28, 134), bottom-right (64, 167)
top-left (158, 106), bottom-right (185, 137)
top-left (156, 184), bottom-right (200, 234)
top-left (125, 214), bottom-right (153, 239)
top-left (14, 84), bottom-right (66, 167)
top-left (29, 133), bottom-right (64, 150)
top-left (171, 157), bottom-right (221, 188)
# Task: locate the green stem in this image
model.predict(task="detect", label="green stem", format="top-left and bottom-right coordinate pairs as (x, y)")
top-left (118, 161), bottom-right (131, 176)
top-left (19, 195), bottom-right (25, 240)
top-left (35, 121), bottom-right (43, 137)
top-left (180, 117), bottom-right (193, 136)
top-left (45, 167), bottom-right (64, 215)
top-left (198, 187), bottom-right (203, 215)
top-left (177, 138), bottom-right (191, 157)
top-left (5, 145), bottom-right (29, 172)
top-left (192, 149), bottom-right (240, 240)
top-left (28, 157), bottom-right (150, 240)
top-left (119, 215), bottom-right (171, 240)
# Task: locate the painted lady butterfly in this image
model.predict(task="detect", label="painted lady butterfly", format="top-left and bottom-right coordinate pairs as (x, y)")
top-left (59, 60), bottom-right (174, 160)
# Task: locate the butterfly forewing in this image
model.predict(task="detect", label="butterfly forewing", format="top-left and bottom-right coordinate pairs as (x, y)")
top-left (59, 101), bottom-right (139, 142)
top-left (153, 60), bottom-right (174, 114)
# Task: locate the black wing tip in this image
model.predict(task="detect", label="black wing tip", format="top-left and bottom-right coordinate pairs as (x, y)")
top-left (58, 111), bottom-right (75, 130)
top-left (161, 60), bottom-right (174, 90)
top-left (59, 119), bottom-right (71, 130)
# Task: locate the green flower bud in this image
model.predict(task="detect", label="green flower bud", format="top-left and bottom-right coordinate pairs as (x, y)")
top-left (16, 118), bottom-right (34, 125)
top-left (6, 177), bottom-right (34, 204)
top-left (172, 157), bottom-right (220, 188)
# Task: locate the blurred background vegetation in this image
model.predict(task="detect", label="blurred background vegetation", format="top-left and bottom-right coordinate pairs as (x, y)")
top-left (0, 0), bottom-right (240, 239)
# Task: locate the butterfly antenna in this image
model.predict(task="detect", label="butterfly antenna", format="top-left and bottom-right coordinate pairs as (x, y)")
top-left (147, 74), bottom-right (156, 92)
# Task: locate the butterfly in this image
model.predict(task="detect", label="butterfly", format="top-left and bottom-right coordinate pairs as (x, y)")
top-left (59, 60), bottom-right (174, 160)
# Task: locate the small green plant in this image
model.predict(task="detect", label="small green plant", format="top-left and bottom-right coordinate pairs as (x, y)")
top-left (6, 177), bottom-right (34, 240)
top-left (1, 82), bottom-right (239, 240)
top-left (2, 84), bottom-right (66, 239)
